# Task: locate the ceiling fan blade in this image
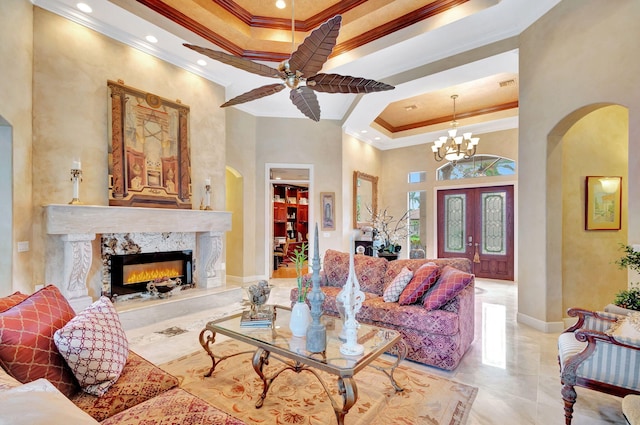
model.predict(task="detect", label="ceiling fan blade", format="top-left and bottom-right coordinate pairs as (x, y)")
top-left (222, 83), bottom-right (285, 107)
top-left (307, 73), bottom-right (395, 94)
top-left (289, 86), bottom-right (321, 121)
top-left (288, 15), bottom-right (341, 77)
top-left (184, 44), bottom-right (283, 79)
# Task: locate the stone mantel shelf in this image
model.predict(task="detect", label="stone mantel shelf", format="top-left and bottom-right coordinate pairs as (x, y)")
top-left (44, 204), bottom-right (231, 235)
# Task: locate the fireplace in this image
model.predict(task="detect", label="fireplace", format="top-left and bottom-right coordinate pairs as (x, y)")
top-left (110, 250), bottom-right (193, 298)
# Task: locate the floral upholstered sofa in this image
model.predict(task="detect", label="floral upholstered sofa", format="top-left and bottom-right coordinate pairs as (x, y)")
top-left (291, 250), bottom-right (475, 370)
top-left (0, 285), bottom-right (244, 425)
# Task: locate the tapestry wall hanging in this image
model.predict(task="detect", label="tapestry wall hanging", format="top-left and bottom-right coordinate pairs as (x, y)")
top-left (107, 80), bottom-right (191, 209)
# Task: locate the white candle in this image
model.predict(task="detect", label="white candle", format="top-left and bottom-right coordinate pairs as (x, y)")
top-left (205, 178), bottom-right (211, 186)
top-left (73, 160), bottom-right (81, 170)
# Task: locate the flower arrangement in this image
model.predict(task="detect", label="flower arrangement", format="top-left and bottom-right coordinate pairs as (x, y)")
top-left (613, 244), bottom-right (640, 311)
top-left (289, 242), bottom-right (309, 302)
top-left (368, 206), bottom-right (410, 254)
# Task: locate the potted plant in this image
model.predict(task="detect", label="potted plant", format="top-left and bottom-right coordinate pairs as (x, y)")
top-left (368, 206), bottom-right (410, 258)
top-left (611, 244), bottom-right (640, 312)
top-left (288, 242), bottom-right (311, 336)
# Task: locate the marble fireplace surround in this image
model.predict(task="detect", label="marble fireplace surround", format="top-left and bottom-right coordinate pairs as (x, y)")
top-left (44, 204), bottom-right (231, 312)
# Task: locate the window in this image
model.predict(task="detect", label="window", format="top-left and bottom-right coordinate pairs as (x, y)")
top-left (407, 191), bottom-right (426, 258)
top-left (437, 155), bottom-right (516, 181)
top-left (408, 171), bottom-right (426, 183)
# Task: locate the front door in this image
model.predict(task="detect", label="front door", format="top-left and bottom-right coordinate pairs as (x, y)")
top-left (437, 185), bottom-right (514, 280)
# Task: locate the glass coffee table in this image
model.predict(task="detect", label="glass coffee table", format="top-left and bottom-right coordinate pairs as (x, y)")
top-left (199, 305), bottom-right (407, 425)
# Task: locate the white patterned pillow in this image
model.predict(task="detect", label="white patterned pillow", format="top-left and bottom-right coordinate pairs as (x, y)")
top-left (54, 297), bottom-right (129, 396)
top-left (383, 267), bottom-right (414, 302)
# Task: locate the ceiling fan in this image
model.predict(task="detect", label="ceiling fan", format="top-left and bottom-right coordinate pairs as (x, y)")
top-left (184, 15), bottom-right (394, 121)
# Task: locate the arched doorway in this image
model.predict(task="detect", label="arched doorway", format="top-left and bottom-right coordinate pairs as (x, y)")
top-left (225, 166), bottom-right (244, 282)
top-left (547, 104), bottom-right (628, 316)
top-left (0, 115), bottom-right (13, 295)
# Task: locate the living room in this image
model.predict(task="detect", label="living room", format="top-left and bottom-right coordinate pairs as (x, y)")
top-left (1, 0), bottom-right (639, 423)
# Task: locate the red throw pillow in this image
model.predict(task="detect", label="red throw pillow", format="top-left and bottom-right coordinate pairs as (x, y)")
top-left (398, 263), bottom-right (439, 305)
top-left (422, 265), bottom-right (474, 311)
top-left (0, 291), bottom-right (29, 312)
top-left (0, 285), bottom-right (78, 396)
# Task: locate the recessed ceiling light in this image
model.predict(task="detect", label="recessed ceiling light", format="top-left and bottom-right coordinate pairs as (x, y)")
top-left (404, 104), bottom-right (417, 111)
top-left (145, 35), bottom-right (158, 43)
top-left (197, 59), bottom-right (207, 66)
top-left (76, 3), bottom-right (92, 13)
top-left (374, 137), bottom-right (381, 140)
top-left (275, 0), bottom-right (286, 9)
top-left (361, 130), bottom-right (368, 134)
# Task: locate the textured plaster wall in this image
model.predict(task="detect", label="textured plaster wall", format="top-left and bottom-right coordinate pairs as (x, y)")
top-left (519, 0), bottom-right (640, 327)
top-left (0, 0), bottom-right (33, 294)
top-left (379, 128), bottom-right (518, 259)
top-left (255, 117), bottom-right (342, 276)
top-left (225, 109), bottom-right (257, 281)
top-left (30, 8), bottom-right (225, 291)
top-left (225, 168), bottom-right (244, 279)
top-left (342, 134), bottom-right (382, 247)
top-left (561, 106), bottom-right (628, 312)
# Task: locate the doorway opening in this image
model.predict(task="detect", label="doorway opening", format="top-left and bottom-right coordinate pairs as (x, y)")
top-left (266, 164), bottom-right (313, 278)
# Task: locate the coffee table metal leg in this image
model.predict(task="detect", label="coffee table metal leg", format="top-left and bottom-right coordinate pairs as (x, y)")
top-left (199, 328), bottom-right (252, 377)
top-left (368, 339), bottom-right (408, 392)
top-left (336, 376), bottom-right (358, 425)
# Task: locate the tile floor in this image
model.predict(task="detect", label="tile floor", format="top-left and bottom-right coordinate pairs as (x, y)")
top-left (124, 278), bottom-right (627, 425)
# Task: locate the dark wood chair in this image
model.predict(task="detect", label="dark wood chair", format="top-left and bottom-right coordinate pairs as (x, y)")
top-left (558, 308), bottom-right (640, 424)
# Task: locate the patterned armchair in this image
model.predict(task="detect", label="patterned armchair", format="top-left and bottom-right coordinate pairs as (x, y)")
top-left (558, 307), bottom-right (640, 425)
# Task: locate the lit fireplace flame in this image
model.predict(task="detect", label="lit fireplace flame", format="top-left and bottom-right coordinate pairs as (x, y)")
top-left (125, 267), bottom-right (181, 284)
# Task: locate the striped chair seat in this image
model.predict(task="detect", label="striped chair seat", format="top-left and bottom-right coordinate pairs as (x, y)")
top-left (558, 308), bottom-right (640, 425)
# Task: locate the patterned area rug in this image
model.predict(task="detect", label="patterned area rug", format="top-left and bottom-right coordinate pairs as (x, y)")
top-left (159, 340), bottom-right (477, 425)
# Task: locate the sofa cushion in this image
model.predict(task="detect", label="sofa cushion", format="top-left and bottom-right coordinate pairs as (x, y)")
top-left (0, 285), bottom-right (78, 397)
top-left (398, 263), bottom-right (439, 305)
top-left (100, 387), bottom-right (246, 425)
top-left (323, 249), bottom-right (388, 295)
top-left (383, 258), bottom-right (473, 290)
top-left (68, 350), bottom-right (179, 422)
top-left (0, 378), bottom-right (100, 425)
top-left (383, 267), bottom-right (413, 302)
top-left (422, 266), bottom-right (474, 311)
top-left (0, 291), bottom-right (29, 312)
top-left (54, 297), bottom-right (128, 396)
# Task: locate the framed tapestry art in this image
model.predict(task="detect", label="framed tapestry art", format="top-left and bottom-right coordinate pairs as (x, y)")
top-left (321, 192), bottom-right (335, 231)
top-left (585, 176), bottom-right (622, 230)
top-left (108, 80), bottom-right (191, 209)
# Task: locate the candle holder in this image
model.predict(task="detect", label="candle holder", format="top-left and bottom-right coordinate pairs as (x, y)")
top-left (204, 184), bottom-right (212, 210)
top-left (69, 168), bottom-right (83, 205)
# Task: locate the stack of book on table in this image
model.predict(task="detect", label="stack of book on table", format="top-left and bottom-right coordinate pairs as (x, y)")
top-left (240, 306), bottom-right (275, 328)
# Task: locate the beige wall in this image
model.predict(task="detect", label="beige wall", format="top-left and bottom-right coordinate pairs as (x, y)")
top-left (519, 0), bottom-right (640, 329)
top-left (225, 109), bottom-right (257, 281)
top-left (226, 113), bottom-right (343, 279)
top-left (342, 134), bottom-right (383, 248)
top-left (27, 8), bottom-right (225, 294)
top-left (225, 167), bottom-right (244, 278)
top-left (561, 105), bottom-right (628, 312)
top-left (0, 0), bottom-right (33, 295)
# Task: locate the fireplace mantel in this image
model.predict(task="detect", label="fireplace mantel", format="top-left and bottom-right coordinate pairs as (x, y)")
top-left (43, 204), bottom-right (232, 312)
top-left (44, 204), bottom-right (231, 234)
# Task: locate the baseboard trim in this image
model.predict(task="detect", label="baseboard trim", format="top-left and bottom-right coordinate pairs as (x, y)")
top-left (517, 312), bottom-right (565, 333)
top-left (226, 274), bottom-right (268, 284)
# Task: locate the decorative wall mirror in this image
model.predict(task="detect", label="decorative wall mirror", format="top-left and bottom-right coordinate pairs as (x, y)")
top-left (353, 171), bottom-right (378, 228)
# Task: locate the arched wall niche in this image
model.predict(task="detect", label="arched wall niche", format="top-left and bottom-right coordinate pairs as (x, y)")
top-left (546, 103), bottom-right (629, 320)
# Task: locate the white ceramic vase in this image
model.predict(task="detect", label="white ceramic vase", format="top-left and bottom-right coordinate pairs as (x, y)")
top-left (289, 302), bottom-right (311, 338)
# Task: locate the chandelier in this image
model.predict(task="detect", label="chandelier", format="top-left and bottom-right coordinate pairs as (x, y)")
top-left (431, 95), bottom-right (479, 163)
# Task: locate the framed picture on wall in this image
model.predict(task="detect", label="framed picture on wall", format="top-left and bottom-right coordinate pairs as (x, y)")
top-left (321, 192), bottom-right (335, 231)
top-left (585, 176), bottom-right (622, 230)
